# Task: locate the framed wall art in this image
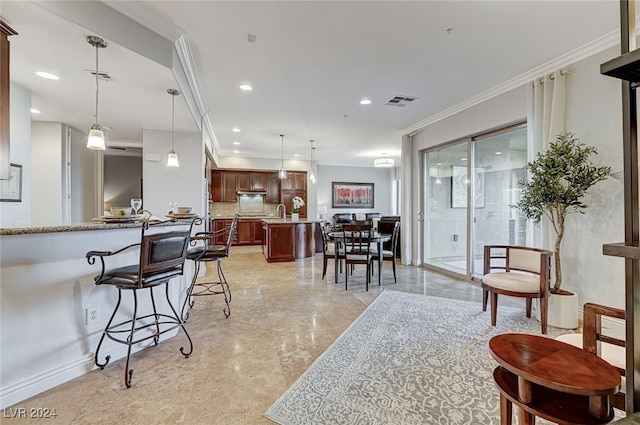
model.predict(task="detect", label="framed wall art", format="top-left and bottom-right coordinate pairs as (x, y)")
top-left (0, 163), bottom-right (22, 202)
top-left (332, 182), bottom-right (374, 208)
top-left (451, 166), bottom-right (485, 208)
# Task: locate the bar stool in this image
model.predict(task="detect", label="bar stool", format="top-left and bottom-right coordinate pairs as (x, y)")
top-left (85, 218), bottom-right (198, 388)
top-left (182, 214), bottom-right (239, 319)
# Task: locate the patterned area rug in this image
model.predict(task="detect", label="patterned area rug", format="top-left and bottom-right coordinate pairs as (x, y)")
top-left (264, 290), bottom-right (571, 425)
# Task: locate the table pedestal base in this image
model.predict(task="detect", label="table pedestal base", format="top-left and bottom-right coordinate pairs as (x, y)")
top-left (494, 367), bottom-right (614, 425)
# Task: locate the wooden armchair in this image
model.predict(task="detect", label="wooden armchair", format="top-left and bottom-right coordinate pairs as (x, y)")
top-left (481, 245), bottom-right (552, 334)
top-left (555, 303), bottom-right (626, 411)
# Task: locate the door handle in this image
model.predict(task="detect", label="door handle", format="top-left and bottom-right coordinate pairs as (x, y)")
top-left (417, 211), bottom-right (424, 222)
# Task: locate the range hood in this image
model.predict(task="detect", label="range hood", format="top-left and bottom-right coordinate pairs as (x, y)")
top-left (237, 190), bottom-right (267, 196)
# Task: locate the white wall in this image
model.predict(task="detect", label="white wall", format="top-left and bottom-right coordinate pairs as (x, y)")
top-left (561, 45), bottom-right (624, 309)
top-left (1, 83), bottom-right (32, 228)
top-left (408, 47), bottom-right (625, 309)
top-left (31, 122), bottom-right (63, 226)
top-left (317, 164), bottom-right (394, 219)
top-left (142, 130), bottom-right (203, 223)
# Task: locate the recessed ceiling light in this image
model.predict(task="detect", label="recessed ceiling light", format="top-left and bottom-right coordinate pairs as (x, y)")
top-left (36, 71), bottom-right (59, 80)
top-left (232, 127), bottom-right (241, 132)
top-left (461, 157), bottom-right (467, 161)
top-left (436, 162), bottom-right (442, 166)
top-left (495, 151), bottom-right (503, 155)
top-left (294, 153), bottom-right (300, 157)
top-left (360, 99), bottom-right (371, 105)
top-left (233, 150), bottom-right (240, 154)
top-left (30, 108), bottom-right (41, 114)
top-left (233, 141), bottom-right (241, 145)
top-left (239, 84), bottom-right (252, 91)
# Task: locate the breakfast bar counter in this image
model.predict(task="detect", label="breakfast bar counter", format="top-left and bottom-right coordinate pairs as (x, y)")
top-left (261, 218), bottom-right (323, 263)
top-left (0, 220), bottom-right (196, 408)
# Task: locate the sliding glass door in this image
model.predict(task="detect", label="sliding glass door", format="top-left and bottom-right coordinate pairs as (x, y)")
top-left (471, 126), bottom-right (527, 278)
top-left (424, 142), bottom-right (470, 275)
top-left (423, 124), bottom-right (527, 279)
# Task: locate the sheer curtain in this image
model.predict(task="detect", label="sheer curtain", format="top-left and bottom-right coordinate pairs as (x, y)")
top-left (526, 70), bottom-right (566, 250)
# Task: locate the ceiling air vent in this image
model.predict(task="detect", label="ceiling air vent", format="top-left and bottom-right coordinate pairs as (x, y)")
top-left (88, 70), bottom-right (112, 81)
top-left (385, 96), bottom-right (416, 107)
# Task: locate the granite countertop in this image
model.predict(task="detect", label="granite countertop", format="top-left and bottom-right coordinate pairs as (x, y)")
top-left (0, 218), bottom-right (196, 236)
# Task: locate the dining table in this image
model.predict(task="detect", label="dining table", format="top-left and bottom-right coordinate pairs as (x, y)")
top-left (328, 230), bottom-right (392, 286)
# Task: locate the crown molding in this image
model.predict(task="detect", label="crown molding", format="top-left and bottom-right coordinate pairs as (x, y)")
top-left (401, 29), bottom-right (620, 136)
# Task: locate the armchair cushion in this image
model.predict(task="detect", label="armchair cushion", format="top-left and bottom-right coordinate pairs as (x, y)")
top-left (481, 272), bottom-right (540, 293)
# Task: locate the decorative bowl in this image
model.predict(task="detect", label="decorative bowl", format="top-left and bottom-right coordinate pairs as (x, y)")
top-left (177, 206), bottom-right (192, 214)
top-left (110, 207), bottom-right (133, 216)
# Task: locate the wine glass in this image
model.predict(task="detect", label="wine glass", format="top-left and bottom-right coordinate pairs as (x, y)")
top-left (131, 198), bottom-right (142, 215)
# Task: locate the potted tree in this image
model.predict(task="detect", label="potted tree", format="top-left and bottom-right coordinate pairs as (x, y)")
top-left (513, 132), bottom-right (610, 327)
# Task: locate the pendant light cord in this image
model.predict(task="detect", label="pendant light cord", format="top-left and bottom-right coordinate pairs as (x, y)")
top-left (171, 93), bottom-right (175, 150)
top-left (94, 43), bottom-right (99, 126)
top-left (281, 134), bottom-right (284, 167)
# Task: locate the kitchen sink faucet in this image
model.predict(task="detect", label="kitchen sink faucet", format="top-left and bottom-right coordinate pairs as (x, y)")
top-left (276, 204), bottom-right (286, 219)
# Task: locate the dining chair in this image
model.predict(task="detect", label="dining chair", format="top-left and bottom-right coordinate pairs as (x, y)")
top-left (340, 222), bottom-right (374, 291)
top-left (86, 217), bottom-right (198, 388)
top-left (183, 214), bottom-right (239, 319)
top-left (481, 245), bottom-right (553, 334)
top-left (555, 303), bottom-right (626, 410)
top-left (371, 220), bottom-right (400, 283)
top-left (321, 222), bottom-right (344, 280)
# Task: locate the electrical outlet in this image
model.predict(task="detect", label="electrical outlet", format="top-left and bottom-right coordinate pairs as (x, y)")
top-left (86, 306), bottom-right (100, 325)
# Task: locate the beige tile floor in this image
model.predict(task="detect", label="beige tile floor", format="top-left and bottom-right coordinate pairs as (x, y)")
top-left (3, 246), bottom-right (523, 424)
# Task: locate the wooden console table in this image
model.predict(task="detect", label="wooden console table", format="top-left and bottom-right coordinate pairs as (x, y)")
top-left (489, 333), bottom-right (621, 425)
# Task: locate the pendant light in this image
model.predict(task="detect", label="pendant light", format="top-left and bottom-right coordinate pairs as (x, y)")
top-left (86, 36), bottom-right (107, 150)
top-left (373, 153), bottom-right (395, 167)
top-left (167, 89), bottom-right (180, 167)
top-left (279, 134), bottom-right (287, 179)
top-left (309, 139), bottom-right (317, 184)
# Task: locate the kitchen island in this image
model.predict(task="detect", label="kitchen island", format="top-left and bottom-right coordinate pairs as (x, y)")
top-left (261, 218), bottom-right (324, 263)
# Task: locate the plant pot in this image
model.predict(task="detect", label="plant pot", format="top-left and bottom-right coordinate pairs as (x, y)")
top-left (536, 290), bottom-right (579, 330)
top-left (291, 213), bottom-right (299, 222)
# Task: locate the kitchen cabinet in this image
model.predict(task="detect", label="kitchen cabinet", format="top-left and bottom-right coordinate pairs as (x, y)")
top-left (237, 172), bottom-right (266, 191)
top-left (266, 172), bottom-right (280, 203)
top-left (212, 219), bottom-right (233, 245)
top-left (211, 171), bottom-right (238, 202)
top-left (214, 218), bottom-right (264, 246)
top-left (280, 171), bottom-right (307, 218)
top-left (280, 172), bottom-right (306, 191)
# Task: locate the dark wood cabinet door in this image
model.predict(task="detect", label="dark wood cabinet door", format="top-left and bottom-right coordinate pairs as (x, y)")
top-left (266, 172), bottom-right (280, 203)
top-left (253, 220), bottom-right (264, 244)
top-left (251, 172), bottom-right (266, 190)
top-left (237, 172), bottom-right (251, 191)
top-left (211, 171), bottom-right (222, 202)
top-left (213, 219), bottom-right (230, 245)
top-left (237, 220), bottom-right (252, 245)
top-left (221, 171), bottom-right (237, 202)
top-left (293, 172), bottom-right (307, 191)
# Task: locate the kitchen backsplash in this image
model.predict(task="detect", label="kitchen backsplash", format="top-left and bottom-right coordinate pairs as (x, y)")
top-left (210, 201), bottom-right (280, 218)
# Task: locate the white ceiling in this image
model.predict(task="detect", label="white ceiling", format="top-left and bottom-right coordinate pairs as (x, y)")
top-left (2, 1), bottom-right (622, 167)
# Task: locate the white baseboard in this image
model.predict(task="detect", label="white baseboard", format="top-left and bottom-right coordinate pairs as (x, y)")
top-left (0, 330), bottom-right (178, 409)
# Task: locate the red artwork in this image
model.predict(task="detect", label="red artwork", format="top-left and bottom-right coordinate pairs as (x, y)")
top-left (332, 182), bottom-right (374, 208)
